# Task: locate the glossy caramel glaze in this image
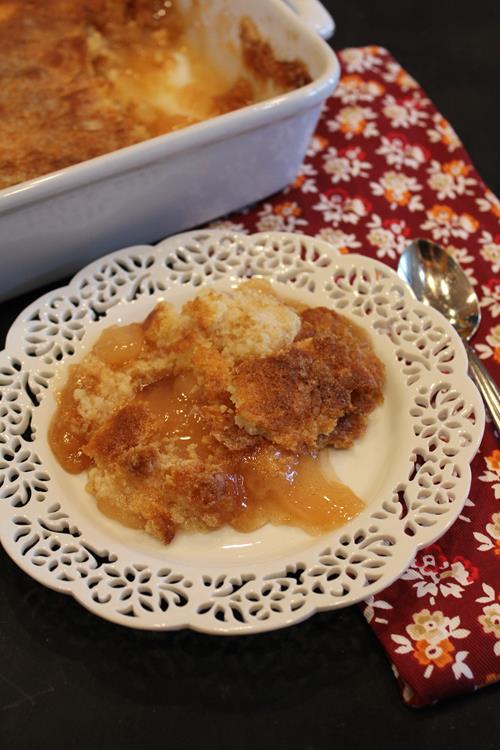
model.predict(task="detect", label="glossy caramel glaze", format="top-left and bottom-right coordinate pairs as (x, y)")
top-left (49, 283), bottom-right (384, 543)
top-left (0, 1), bottom-right (311, 189)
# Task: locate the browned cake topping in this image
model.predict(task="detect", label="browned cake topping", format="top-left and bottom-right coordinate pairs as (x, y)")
top-left (49, 282), bottom-right (384, 544)
top-left (0, 1), bottom-right (312, 190)
top-left (239, 17), bottom-right (311, 89)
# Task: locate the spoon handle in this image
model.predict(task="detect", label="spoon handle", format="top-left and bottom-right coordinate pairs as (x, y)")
top-left (466, 343), bottom-right (500, 434)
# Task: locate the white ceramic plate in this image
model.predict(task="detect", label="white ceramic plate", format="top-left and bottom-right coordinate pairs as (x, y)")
top-left (0, 231), bottom-right (484, 633)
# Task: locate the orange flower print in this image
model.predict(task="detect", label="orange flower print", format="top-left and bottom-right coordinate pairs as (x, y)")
top-left (371, 172), bottom-right (423, 211)
top-left (208, 219), bottom-right (245, 233)
top-left (445, 245), bottom-right (474, 265)
top-left (285, 163), bottom-right (317, 195)
top-left (406, 609), bottom-right (449, 643)
top-left (478, 325), bottom-right (500, 364)
top-left (315, 135), bottom-right (329, 150)
top-left (328, 106), bottom-right (378, 139)
top-left (422, 203), bottom-right (479, 242)
top-left (480, 277), bottom-right (500, 316)
top-left (386, 189), bottom-right (408, 205)
top-left (339, 47), bottom-right (383, 74)
top-left (313, 188), bottom-right (370, 225)
top-left (427, 159), bottom-right (476, 199)
top-left (437, 116), bottom-right (460, 148)
top-left (486, 511), bottom-right (500, 541)
top-left (486, 449), bottom-right (500, 471)
top-left (341, 74), bottom-right (364, 88)
top-left (336, 75), bottom-right (385, 102)
top-left (442, 160), bottom-right (470, 177)
top-left (438, 118), bottom-right (453, 145)
top-left (484, 673), bottom-right (500, 685)
top-left (316, 228), bottom-right (361, 254)
top-left (396, 68), bottom-right (418, 90)
top-left (392, 610), bottom-right (472, 679)
top-left (429, 204), bottom-right (455, 223)
top-left (366, 216), bottom-right (410, 259)
top-left (382, 93), bottom-right (429, 129)
top-left (383, 62), bottom-right (418, 91)
top-left (273, 202), bottom-right (301, 218)
top-left (256, 202), bottom-right (307, 233)
top-left (307, 134), bottom-right (329, 156)
top-left (413, 638), bottom-right (455, 668)
top-left (382, 181), bottom-right (409, 205)
top-left (338, 107), bottom-right (367, 134)
top-left (366, 79), bottom-right (385, 97)
top-left (323, 145), bottom-right (371, 183)
top-left (479, 235), bottom-right (500, 273)
top-left (476, 190), bottom-right (500, 218)
top-left (486, 325), bottom-right (500, 350)
top-left (376, 133), bottom-right (429, 170)
top-left (478, 603), bottom-right (500, 638)
top-left (427, 115), bottom-right (460, 152)
top-left (291, 173), bottom-right (306, 189)
top-left (459, 213), bottom-right (479, 233)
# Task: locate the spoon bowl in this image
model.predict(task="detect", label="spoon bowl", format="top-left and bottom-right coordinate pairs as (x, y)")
top-left (398, 238), bottom-right (499, 433)
top-left (398, 239), bottom-right (480, 340)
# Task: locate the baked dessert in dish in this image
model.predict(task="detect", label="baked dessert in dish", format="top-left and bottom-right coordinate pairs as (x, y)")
top-left (49, 281), bottom-right (385, 544)
top-left (0, 0), bottom-right (311, 190)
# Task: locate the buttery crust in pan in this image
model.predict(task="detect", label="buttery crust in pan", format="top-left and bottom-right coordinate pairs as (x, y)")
top-left (0, 1), bottom-right (311, 189)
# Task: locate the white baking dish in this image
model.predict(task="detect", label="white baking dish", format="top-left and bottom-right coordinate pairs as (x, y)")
top-left (0, 0), bottom-right (339, 300)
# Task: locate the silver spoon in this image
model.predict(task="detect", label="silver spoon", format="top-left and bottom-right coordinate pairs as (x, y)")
top-left (398, 238), bottom-right (500, 433)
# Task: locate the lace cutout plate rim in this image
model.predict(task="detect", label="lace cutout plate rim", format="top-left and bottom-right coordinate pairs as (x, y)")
top-left (0, 230), bottom-right (485, 633)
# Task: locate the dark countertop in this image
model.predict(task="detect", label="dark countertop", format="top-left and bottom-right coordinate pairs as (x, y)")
top-left (1, 2), bottom-right (498, 748)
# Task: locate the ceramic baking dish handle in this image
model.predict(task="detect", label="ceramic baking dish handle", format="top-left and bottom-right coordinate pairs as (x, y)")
top-left (284, 0), bottom-right (335, 39)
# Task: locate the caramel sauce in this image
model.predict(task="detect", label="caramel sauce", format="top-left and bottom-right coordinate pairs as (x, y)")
top-left (108, 373), bottom-right (363, 534)
top-left (104, 37), bottom-right (249, 136)
top-left (236, 450), bottom-right (364, 534)
top-left (0, 3), bottom-right (16, 23)
top-left (137, 371), bottom-right (207, 456)
top-left (48, 366), bottom-right (94, 474)
top-left (135, 375), bottom-right (363, 534)
top-left (49, 322), bottom-right (145, 473)
top-left (49, 315), bottom-right (365, 539)
top-left (92, 323), bottom-right (144, 366)
top-left (1, 4), bottom-right (312, 189)
top-left (96, 494), bottom-right (144, 530)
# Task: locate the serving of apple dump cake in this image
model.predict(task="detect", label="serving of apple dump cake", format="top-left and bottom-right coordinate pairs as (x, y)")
top-left (49, 281), bottom-right (385, 544)
top-left (0, 0), bottom-right (311, 190)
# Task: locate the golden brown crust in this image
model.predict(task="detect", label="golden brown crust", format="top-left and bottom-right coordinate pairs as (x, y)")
top-left (230, 307), bottom-right (384, 452)
top-left (50, 285), bottom-right (384, 544)
top-left (145, 514), bottom-right (176, 545)
top-left (212, 77), bottom-right (255, 115)
top-left (201, 403), bottom-right (262, 452)
top-left (83, 403), bottom-right (159, 461)
top-left (239, 17), bottom-right (312, 89)
top-left (0, 3), bottom-right (311, 190)
top-left (0, 1), bottom-right (148, 188)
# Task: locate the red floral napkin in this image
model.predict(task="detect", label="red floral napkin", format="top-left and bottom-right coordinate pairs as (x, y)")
top-left (208, 46), bottom-right (500, 707)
